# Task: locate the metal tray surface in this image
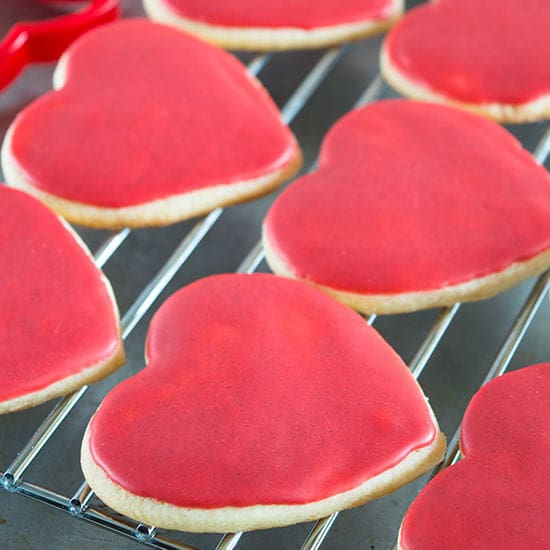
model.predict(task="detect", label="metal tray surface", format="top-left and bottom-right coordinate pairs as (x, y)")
top-left (0, 1), bottom-right (548, 549)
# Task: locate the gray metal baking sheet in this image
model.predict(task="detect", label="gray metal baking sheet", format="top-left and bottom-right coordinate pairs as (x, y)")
top-left (0, 1), bottom-right (548, 548)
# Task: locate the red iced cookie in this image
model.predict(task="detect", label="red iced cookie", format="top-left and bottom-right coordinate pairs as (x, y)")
top-left (81, 273), bottom-right (444, 532)
top-left (399, 363), bottom-right (550, 550)
top-left (0, 186), bottom-right (124, 414)
top-left (2, 19), bottom-right (301, 229)
top-left (144, 0), bottom-right (403, 51)
top-left (263, 100), bottom-right (550, 314)
top-left (381, 0), bottom-right (550, 122)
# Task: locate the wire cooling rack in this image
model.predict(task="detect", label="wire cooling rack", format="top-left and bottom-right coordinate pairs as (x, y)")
top-left (1, 2), bottom-right (549, 549)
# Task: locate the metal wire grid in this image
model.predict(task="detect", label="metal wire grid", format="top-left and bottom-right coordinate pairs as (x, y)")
top-left (1, 35), bottom-right (549, 550)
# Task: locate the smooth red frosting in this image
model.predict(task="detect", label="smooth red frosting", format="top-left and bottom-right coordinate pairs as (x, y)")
top-left (264, 100), bottom-right (550, 295)
top-left (400, 364), bottom-right (550, 549)
top-left (158, 0), bottom-right (396, 29)
top-left (7, 19), bottom-right (298, 208)
top-left (89, 273), bottom-right (436, 508)
top-left (0, 186), bottom-right (120, 403)
top-left (384, 0), bottom-right (550, 105)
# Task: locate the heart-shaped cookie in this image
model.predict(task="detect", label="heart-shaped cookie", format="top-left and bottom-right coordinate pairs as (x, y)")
top-left (81, 273), bottom-right (444, 532)
top-left (143, 0), bottom-right (403, 51)
top-left (1, 19), bottom-right (301, 229)
top-left (381, 0), bottom-right (550, 123)
top-left (399, 363), bottom-right (550, 549)
top-left (263, 100), bottom-right (550, 314)
top-left (0, 186), bottom-right (124, 414)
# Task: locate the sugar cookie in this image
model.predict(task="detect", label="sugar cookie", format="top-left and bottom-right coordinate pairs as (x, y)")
top-left (2, 20), bottom-right (301, 229)
top-left (399, 364), bottom-right (550, 549)
top-left (82, 273), bottom-right (444, 532)
top-left (381, 0), bottom-right (550, 123)
top-left (143, 0), bottom-right (403, 51)
top-left (0, 186), bottom-right (124, 414)
top-left (263, 100), bottom-right (550, 314)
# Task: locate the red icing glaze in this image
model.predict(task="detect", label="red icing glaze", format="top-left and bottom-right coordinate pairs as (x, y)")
top-left (7, 20), bottom-right (298, 208)
top-left (159, 0), bottom-right (396, 29)
top-left (400, 364), bottom-right (550, 549)
top-left (89, 273), bottom-right (436, 508)
top-left (264, 100), bottom-right (550, 294)
top-left (0, 186), bottom-right (120, 402)
top-left (384, 0), bottom-right (550, 105)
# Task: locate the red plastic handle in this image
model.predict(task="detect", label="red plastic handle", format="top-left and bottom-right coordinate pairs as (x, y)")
top-left (0, 0), bottom-right (120, 91)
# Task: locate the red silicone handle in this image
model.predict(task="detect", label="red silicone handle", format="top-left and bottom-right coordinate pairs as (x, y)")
top-left (0, 0), bottom-right (120, 91)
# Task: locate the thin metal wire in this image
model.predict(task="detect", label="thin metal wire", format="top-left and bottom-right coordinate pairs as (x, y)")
top-left (121, 208), bottom-right (224, 338)
top-left (280, 48), bottom-right (344, 124)
top-left (533, 126), bottom-right (550, 165)
top-left (94, 228), bottom-right (131, 269)
top-left (136, 524), bottom-right (158, 543)
top-left (409, 304), bottom-right (460, 379)
top-left (247, 54), bottom-right (272, 78)
top-left (69, 480), bottom-right (94, 515)
top-left (237, 241), bottom-right (264, 274)
top-left (301, 513), bottom-right (339, 550)
top-left (534, 126), bottom-right (550, 164)
top-left (214, 532), bottom-right (243, 550)
top-left (355, 74), bottom-right (386, 108)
